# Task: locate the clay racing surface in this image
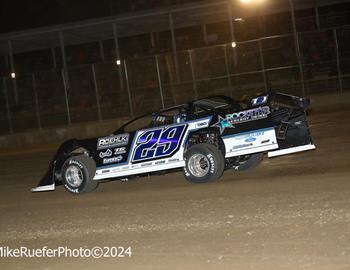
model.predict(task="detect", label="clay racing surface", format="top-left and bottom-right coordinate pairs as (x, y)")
top-left (0, 93), bottom-right (349, 270)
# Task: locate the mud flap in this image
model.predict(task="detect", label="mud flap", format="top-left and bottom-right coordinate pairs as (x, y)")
top-left (268, 110), bottom-right (316, 158)
top-left (31, 161), bottom-right (57, 192)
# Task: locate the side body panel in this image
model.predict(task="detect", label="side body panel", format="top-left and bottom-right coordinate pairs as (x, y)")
top-left (210, 102), bottom-right (279, 158)
top-left (223, 127), bottom-right (278, 158)
top-left (93, 117), bottom-right (212, 180)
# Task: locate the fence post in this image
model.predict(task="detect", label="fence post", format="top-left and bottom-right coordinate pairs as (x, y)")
top-left (227, 3), bottom-right (238, 68)
top-left (51, 48), bottom-right (57, 70)
top-left (169, 13), bottom-right (180, 82)
top-left (8, 40), bottom-right (19, 105)
top-left (61, 69), bottom-right (71, 125)
top-left (315, 7), bottom-right (321, 30)
top-left (99, 40), bottom-right (105, 62)
top-left (123, 60), bottom-right (134, 118)
top-left (155, 55), bottom-right (165, 109)
top-left (258, 39), bottom-right (268, 92)
top-left (188, 50), bottom-right (198, 99)
top-left (2, 77), bottom-right (13, 134)
top-left (223, 46), bottom-right (233, 97)
top-left (32, 73), bottom-right (42, 129)
top-left (91, 64), bottom-right (102, 121)
top-left (333, 28), bottom-right (343, 94)
top-left (289, 0), bottom-right (306, 96)
top-left (112, 22), bottom-right (125, 91)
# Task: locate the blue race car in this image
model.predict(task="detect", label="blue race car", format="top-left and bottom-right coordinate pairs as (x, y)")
top-left (32, 92), bottom-right (316, 194)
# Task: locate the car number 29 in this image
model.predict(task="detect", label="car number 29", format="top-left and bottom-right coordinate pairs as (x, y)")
top-left (132, 125), bottom-right (186, 162)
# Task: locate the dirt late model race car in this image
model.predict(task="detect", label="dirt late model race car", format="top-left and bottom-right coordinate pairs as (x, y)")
top-left (32, 92), bottom-right (316, 194)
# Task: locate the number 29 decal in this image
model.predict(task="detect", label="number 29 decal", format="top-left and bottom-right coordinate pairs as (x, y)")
top-left (132, 125), bottom-right (187, 162)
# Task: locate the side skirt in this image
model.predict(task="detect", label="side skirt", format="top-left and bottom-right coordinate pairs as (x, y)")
top-left (93, 161), bottom-right (185, 180)
top-left (31, 184), bottom-right (55, 192)
top-left (267, 144), bottom-right (316, 158)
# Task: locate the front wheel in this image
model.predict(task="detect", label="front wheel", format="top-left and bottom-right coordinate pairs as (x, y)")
top-left (61, 154), bottom-right (98, 194)
top-left (183, 143), bottom-right (225, 184)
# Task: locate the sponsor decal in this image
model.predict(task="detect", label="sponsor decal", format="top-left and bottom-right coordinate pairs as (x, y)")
top-left (168, 158), bottom-right (180, 162)
top-left (141, 162), bottom-right (152, 167)
top-left (97, 134), bottom-right (129, 150)
top-left (69, 160), bottom-right (83, 169)
top-left (155, 160), bottom-right (166, 165)
top-left (64, 184), bottom-right (79, 193)
top-left (226, 128), bottom-right (276, 153)
top-left (103, 155), bottom-right (123, 164)
top-left (207, 153), bottom-right (215, 174)
top-left (212, 116), bottom-right (232, 134)
top-left (213, 106), bottom-right (270, 134)
top-left (195, 120), bottom-right (210, 128)
top-left (229, 131), bottom-right (265, 152)
top-left (227, 106), bottom-right (270, 124)
top-left (99, 149), bottom-right (112, 158)
top-left (234, 131), bottom-right (264, 140)
top-left (245, 137), bottom-right (256, 143)
top-left (102, 169), bottom-right (110, 173)
top-left (114, 147), bottom-right (127, 155)
top-left (251, 95), bottom-right (268, 106)
top-left (132, 125), bottom-right (186, 162)
top-left (232, 143), bottom-right (253, 150)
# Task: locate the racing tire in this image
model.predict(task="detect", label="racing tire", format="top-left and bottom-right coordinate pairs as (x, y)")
top-left (61, 155), bottom-right (98, 194)
top-left (231, 153), bottom-right (263, 171)
top-left (183, 143), bottom-right (225, 184)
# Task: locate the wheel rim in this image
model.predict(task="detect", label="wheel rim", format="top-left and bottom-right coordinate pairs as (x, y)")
top-left (188, 153), bottom-right (210, 177)
top-left (65, 165), bottom-right (83, 188)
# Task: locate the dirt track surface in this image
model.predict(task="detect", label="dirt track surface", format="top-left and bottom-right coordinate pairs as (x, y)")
top-left (0, 93), bottom-right (350, 270)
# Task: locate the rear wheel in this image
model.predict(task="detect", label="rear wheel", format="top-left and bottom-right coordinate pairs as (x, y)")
top-left (62, 155), bottom-right (98, 194)
top-left (230, 153), bottom-right (263, 171)
top-left (183, 143), bottom-right (225, 184)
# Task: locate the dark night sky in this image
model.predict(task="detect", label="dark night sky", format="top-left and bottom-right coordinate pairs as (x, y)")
top-left (0, 0), bottom-right (119, 33)
top-left (1, 1), bottom-right (349, 34)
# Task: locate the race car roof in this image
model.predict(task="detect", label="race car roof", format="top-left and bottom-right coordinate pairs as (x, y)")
top-left (193, 99), bottom-right (229, 110)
